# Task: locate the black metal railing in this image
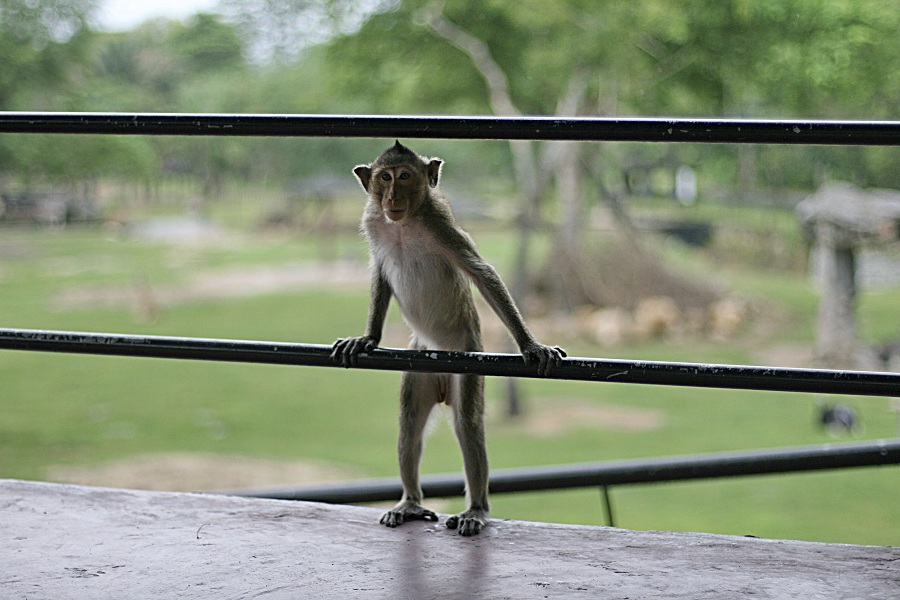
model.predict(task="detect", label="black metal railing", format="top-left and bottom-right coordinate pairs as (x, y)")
top-left (1, 112), bottom-right (898, 145)
top-left (1, 328), bottom-right (899, 397)
top-left (2, 111), bottom-right (898, 525)
top-left (228, 439), bottom-right (900, 526)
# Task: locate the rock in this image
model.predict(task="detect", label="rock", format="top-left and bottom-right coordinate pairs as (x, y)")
top-left (709, 298), bottom-right (750, 339)
top-left (588, 307), bottom-right (634, 346)
top-left (633, 296), bottom-right (681, 339)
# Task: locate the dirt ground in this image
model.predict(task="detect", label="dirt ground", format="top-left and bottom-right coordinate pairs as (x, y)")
top-left (45, 453), bottom-right (362, 493)
top-left (497, 398), bottom-right (666, 437)
top-left (51, 261), bottom-right (370, 313)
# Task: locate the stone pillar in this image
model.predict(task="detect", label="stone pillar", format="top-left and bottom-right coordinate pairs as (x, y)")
top-left (813, 222), bottom-right (858, 368)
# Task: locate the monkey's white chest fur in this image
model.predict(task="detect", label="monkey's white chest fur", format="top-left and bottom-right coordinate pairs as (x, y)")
top-left (367, 220), bottom-right (478, 352)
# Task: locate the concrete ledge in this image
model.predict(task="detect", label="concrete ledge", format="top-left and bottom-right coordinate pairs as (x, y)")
top-left (3, 479), bottom-right (897, 599)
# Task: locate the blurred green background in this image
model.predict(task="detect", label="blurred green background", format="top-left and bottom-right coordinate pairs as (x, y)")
top-left (1, 0), bottom-right (898, 546)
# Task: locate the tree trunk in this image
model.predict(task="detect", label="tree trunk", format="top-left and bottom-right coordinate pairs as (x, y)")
top-left (557, 141), bottom-right (583, 254)
top-left (737, 144), bottom-right (757, 201)
top-left (425, 10), bottom-right (541, 418)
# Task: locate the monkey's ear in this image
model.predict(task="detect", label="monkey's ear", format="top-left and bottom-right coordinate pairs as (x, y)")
top-left (353, 165), bottom-right (372, 193)
top-left (426, 159), bottom-right (442, 188)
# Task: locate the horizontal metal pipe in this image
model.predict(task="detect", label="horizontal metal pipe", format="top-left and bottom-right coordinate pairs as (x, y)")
top-left (1, 328), bottom-right (899, 397)
top-left (228, 439), bottom-right (900, 503)
top-left (0, 112), bottom-right (897, 145)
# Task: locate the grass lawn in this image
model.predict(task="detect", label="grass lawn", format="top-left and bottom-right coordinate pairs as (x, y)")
top-left (1, 223), bottom-right (897, 546)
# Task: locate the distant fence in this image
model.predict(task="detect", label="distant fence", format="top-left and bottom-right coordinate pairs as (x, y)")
top-left (1, 111), bottom-right (898, 525)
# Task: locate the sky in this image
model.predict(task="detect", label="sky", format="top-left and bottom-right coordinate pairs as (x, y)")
top-left (97, 0), bottom-right (220, 31)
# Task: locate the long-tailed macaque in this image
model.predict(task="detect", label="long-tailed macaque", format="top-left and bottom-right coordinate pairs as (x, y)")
top-left (332, 141), bottom-right (565, 536)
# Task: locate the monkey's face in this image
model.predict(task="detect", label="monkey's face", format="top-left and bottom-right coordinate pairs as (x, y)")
top-left (371, 164), bottom-right (422, 222)
top-left (354, 142), bottom-right (443, 223)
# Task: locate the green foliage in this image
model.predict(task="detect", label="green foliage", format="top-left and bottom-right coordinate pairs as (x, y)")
top-left (326, 0), bottom-right (899, 119)
top-left (169, 13), bottom-right (246, 74)
top-left (0, 0), bottom-right (97, 107)
top-left (1, 0), bottom-right (897, 192)
top-left (322, 0), bottom-right (898, 193)
top-left (7, 135), bottom-right (159, 182)
top-left (324, 10), bottom-right (491, 114)
top-left (219, 0), bottom-right (388, 63)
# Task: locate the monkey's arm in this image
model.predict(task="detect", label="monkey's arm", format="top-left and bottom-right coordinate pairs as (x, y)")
top-left (444, 227), bottom-right (566, 375)
top-left (469, 259), bottom-right (566, 375)
top-left (331, 268), bottom-right (392, 367)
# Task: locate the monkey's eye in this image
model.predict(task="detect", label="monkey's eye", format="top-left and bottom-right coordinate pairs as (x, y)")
top-left (399, 172), bottom-right (411, 180)
top-left (380, 172), bottom-right (392, 181)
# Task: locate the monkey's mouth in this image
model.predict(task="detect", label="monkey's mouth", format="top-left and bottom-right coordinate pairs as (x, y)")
top-left (385, 209), bottom-right (406, 221)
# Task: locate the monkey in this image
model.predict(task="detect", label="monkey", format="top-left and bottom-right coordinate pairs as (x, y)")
top-left (332, 141), bottom-right (565, 536)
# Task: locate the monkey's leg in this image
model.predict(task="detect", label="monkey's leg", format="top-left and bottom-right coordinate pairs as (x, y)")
top-left (446, 373), bottom-right (490, 536)
top-left (380, 371), bottom-right (440, 528)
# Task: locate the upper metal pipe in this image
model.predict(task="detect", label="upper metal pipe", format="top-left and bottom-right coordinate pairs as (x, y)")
top-left (0, 112), bottom-right (897, 145)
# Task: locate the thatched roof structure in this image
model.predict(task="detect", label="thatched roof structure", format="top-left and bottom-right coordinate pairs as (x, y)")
top-left (797, 182), bottom-right (900, 244)
top-left (796, 182), bottom-right (900, 369)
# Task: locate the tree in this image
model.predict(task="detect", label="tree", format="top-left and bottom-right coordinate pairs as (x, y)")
top-left (218, 0), bottom-right (390, 63)
top-left (170, 13), bottom-right (245, 74)
top-left (321, 0), bottom-right (900, 414)
top-left (0, 0), bottom-right (96, 108)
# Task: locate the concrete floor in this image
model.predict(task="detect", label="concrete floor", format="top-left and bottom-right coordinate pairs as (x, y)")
top-left (2, 479), bottom-right (898, 599)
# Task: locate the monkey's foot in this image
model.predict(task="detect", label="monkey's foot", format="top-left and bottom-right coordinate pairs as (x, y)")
top-left (379, 503), bottom-right (439, 528)
top-left (446, 509), bottom-right (488, 536)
